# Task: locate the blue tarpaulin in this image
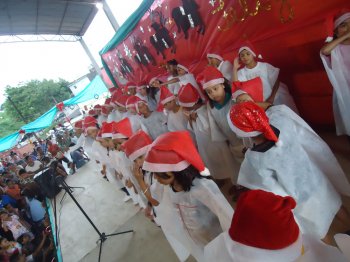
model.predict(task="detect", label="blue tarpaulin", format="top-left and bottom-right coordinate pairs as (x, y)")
top-left (0, 132), bottom-right (21, 153)
top-left (0, 75), bottom-right (108, 152)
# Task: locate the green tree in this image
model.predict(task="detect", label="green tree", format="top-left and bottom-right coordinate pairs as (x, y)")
top-left (0, 78), bottom-right (72, 137)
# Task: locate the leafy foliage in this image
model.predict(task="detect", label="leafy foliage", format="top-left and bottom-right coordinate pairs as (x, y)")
top-left (0, 79), bottom-right (72, 137)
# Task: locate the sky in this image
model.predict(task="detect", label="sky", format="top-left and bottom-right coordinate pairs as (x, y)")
top-left (0, 0), bottom-right (143, 105)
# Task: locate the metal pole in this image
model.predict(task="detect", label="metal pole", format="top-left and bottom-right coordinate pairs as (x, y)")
top-left (7, 96), bottom-right (40, 140)
top-left (102, 0), bottom-right (120, 32)
top-left (79, 38), bottom-right (102, 75)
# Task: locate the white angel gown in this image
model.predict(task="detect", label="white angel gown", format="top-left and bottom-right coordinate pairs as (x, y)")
top-left (218, 60), bottom-right (233, 82)
top-left (154, 177), bottom-right (233, 261)
top-left (237, 62), bottom-right (299, 113)
top-left (167, 75), bottom-right (182, 95)
top-left (208, 98), bottom-right (244, 182)
top-left (140, 111), bottom-right (168, 140)
top-left (107, 109), bottom-right (123, 123)
top-left (320, 44), bottom-right (350, 136)
top-left (238, 105), bottom-right (350, 239)
top-left (188, 105), bottom-right (239, 180)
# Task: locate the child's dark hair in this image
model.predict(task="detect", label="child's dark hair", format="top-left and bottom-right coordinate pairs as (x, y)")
top-left (18, 169), bottom-right (26, 175)
top-left (207, 79), bottom-right (232, 108)
top-left (171, 165), bottom-right (211, 192)
top-left (167, 59), bottom-right (178, 66)
top-left (147, 81), bottom-right (162, 101)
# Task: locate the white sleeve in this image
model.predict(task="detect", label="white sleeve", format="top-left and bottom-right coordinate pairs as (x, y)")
top-left (265, 62), bottom-right (280, 86)
top-left (237, 69), bottom-right (248, 81)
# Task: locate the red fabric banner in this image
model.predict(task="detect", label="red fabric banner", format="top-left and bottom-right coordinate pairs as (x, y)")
top-left (102, 0), bottom-right (349, 126)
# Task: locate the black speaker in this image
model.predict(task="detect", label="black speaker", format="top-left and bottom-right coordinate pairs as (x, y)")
top-left (34, 168), bottom-right (61, 198)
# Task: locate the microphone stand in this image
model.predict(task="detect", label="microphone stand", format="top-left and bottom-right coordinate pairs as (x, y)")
top-left (55, 176), bottom-right (133, 262)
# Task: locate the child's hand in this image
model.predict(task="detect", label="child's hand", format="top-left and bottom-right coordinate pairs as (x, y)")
top-left (125, 179), bottom-right (133, 188)
top-left (132, 164), bottom-right (143, 181)
top-left (233, 57), bottom-right (241, 70)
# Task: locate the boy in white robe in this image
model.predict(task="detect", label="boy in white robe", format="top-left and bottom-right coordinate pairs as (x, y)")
top-left (233, 45), bottom-right (298, 113)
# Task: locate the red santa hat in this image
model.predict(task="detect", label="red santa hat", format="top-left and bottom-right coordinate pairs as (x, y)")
top-left (122, 130), bottom-right (153, 161)
top-left (110, 88), bottom-right (123, 106)
top-left (74, 120), bottom-right (83, 130)
top-left (207, 53), bottom-right (223, 61)
top-left (324, 10), bottom-right (350, 42)
top-left (93, 104), bottom-right (102, 111)
top-left (231, 77), bottom-right (264, 102)
top-left (101, 122), bottom-right (115, 138)
top-left (103, 98), bottom-right (113, 108)
top-left (149, 77), bottom-right (159, 86)
top-left (126, 95), bottom-right (143, 110)
top-left (83, 116), bottom-right (98, 133)
top-left (109, 87), bottom-right (118, 94)
top-left (177, 64), bottom-right (189, 73)
top-left (126, 82), bottom-right (137, 90)
top-left (101, 106), bottom-right (108, 116)
top-left (196, 66), bottom-right (225, 89)
top-left (227, 190), bottom-right (301, 261)
top-left (177, 83), bottom-right (200, 108)
top-left (88, 109), bottom-right (97, 116)
top-left (227, 101), bottom-right (282, 146)
top-left (159, 86), bottom-right (175, 106)
top-left (238, 43), bottom-right (262, 59)
top-left (112, 118), bottom-right (133, 139)
top-left (143, 131), bottom-right (209, 175)
top-left (115, 94), bottom-right (130, 108)
top-left (334, 11), bottom-right (350, 29)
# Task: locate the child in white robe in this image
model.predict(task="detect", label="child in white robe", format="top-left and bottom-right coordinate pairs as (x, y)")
top-left (177, 83), bottom-right (238, 182)
top-left (207, 52), bottom-right (233, 82)
top-left (108, 89), bottom-right (124, 123)
top-left (142, 131), bottom-right (234, 262)
top-left (227, 101), bottom-right (350, 241)
top-left (135, 99), bottom-right (168, 140)
top-left (196, 66), bottom-right (244, 183)
top-left (320, 12), bottom-right (350, 136)
top-left (122, 130), bottom-right (191, 262)
top-left (162, 64), bottom-right (207, 102)
top-left (157, 86), bottom-right (189, 132)
top-left (233, 45), bottom-right (298, 113)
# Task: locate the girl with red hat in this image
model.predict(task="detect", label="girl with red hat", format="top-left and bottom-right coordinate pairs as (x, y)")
top-left (165, 59), bottom-right (182, 96)
top-left (162, 63), bottom-right (208, 102)
top-left (148, 77), bottom-right (162, 111)
top-left (136, 99), bottom-right (168, 140)
top-left (158, 86), bottom-right (192, 135)
top-left (123, 130), bottom-right (192, 261)
top-left (227, 101), bottom-right (350, 242)
top-left (207, 52), bottom-right (233, 82)
top-left (108, 89), bottom-right (124, 123)
top-left (233, 44), bottom-right (298, 113)
top-left (142, 131), bottom-right (233, 261)
top-left (320, 11), bottom-right (350, 137)
top-left (177, 83), bottom-right (239, 186)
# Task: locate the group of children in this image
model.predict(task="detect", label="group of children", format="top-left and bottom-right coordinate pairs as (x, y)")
top-left (66, 11), bottom-right (350, 262)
